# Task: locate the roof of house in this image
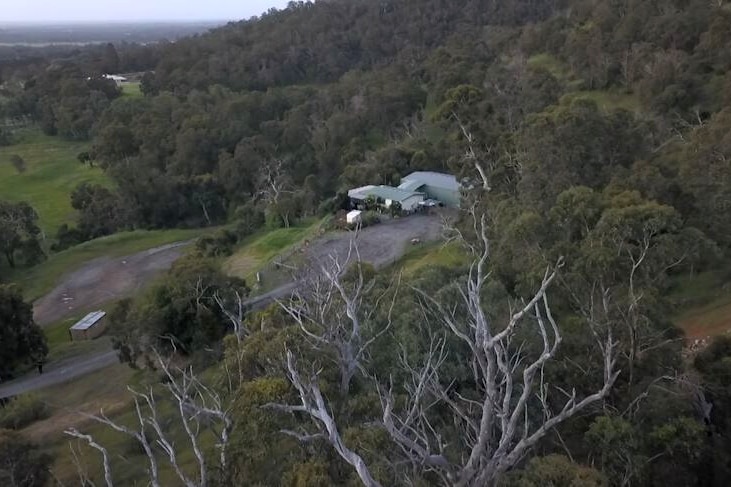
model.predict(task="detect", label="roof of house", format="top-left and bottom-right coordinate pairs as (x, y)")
top-left (397, 179), bottom-right (424, 192)
top-left (347, 185), bottom-right (376, 199)
top-left (350, 185), bottom-right (423, 202)
top-left (70, 311), bottom-right (107, 331)
top-left (400, 171), bottom-right (459, 191)
top-left (372, 185), bottom-right (423, 201)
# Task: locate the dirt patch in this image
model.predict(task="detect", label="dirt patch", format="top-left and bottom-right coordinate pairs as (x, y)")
top-left (250, 212), bottom-right (451, 295)
top-left (21, 364), bottom-right (134, 442)
top-left (33, 242), bottom-right (189, 326)
top-left (303, 213), bottom-right (447, 270)
top-left (678, 299), bottom-right (731, 339)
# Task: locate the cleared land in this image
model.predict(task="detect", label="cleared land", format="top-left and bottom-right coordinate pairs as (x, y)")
top-left (679, 298), bottom-right (731, 339)
top-left (121, 81), bottom-right (142, 97)
top-left (33, 241), bottom-right (191, 326)
top-left (672, 267), bottom-right (731, 339)
top-left (226, 213), bottom-right (449, 296)
top-left (226, 219), bottom-right (323, 284)
top-left (0, 129), bottom-right (109, 234)
top-left (20, 363), bottom-right (134, 444)
top-left (301, 214), bottom-right (446, 271)
top-left (7, 228), bottom-right (206, 301)
top-left (0, 351), bottom-right (118, 400)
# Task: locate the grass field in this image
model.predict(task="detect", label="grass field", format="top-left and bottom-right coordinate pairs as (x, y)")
top-left (224, 219), bottom-right (323, 283)
top-left (23, 364), bottom-right (139, 483)
top-left (25, 362), bottom-right (210, 485)
top-left (560, 90), bottom-right (641, 113)
top-left (121, 81), bottom-right (142, 97)
top-left (671, 267), bottom-right (731, 339)
top-left (395, 241), bottom-right (469, 276)
top-left (0, 129), bottom-right (110, 235)
top-left (42, 312), bottom-right (114, 363)
top-left (5, 228), bottom-right (207, 300)
top-left (526, 52), bottom-right (642, 113)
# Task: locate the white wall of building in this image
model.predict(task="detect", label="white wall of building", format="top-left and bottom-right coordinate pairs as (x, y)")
top-left (387, 194), bottom-right (424, 212)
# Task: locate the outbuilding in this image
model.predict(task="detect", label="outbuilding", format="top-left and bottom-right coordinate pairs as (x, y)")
top-left (346, 210), bottom-right (363, 224)
top-left (69, 311), bottom-right (107, 341)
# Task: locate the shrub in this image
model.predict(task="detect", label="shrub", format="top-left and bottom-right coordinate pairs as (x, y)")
top-left (0, 429), bottom-right (51, 486)
top-left (0, 394), bottom-right (50, 430)
top-left (362, 211), bottom-right (381, 227)
top-left (195, 229), bottom-right (238, 257)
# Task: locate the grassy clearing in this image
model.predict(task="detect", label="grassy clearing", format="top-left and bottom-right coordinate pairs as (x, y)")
top-left (22, 364), bottom-right (138, 483)
top-left (561, 90), bottom-right (641, 113)
top-left (24, 363), bottom-right (210, 485)
top-left (395, 241), bottom-right (469, 276)
top-left (121, 81), bottom-right (142, 97)
top-left (0, 129), bottom-right (109, 234)
top-left (5, 228), bottom-right (207, 300)
top-left (224, 220), bottom-right (322, 282)
top-left (671, 267), bottom-right (731, 338)
top-left (678, 297), bottom-right (731, 339)
top-left (527, 53), bottom-right (572, 80)
top-left (43, 313), bottom-right (114, 363)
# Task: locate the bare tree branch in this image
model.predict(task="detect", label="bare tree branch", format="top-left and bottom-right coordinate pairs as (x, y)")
top-left (264, 351), bottom-right (383, 487)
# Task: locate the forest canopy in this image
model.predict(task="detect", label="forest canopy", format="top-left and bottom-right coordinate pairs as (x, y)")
top-left (1, 0), bottom-right (731, 485)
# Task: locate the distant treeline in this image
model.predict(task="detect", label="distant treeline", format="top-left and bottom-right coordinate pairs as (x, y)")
top-left (0, 0), bottom-right (730, 256)
top-left (0, 21), bottom-right (223, 45)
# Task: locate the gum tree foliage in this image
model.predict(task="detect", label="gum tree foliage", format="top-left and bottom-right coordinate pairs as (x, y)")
top-left (0, 285), bottom-right (48, 381)
top-left (0, 200), bottom-right (44, 268)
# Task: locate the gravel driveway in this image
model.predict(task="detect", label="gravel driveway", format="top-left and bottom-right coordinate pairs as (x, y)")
top-left (33, 242), bottom-right (190, 326)
top-left (3, 214), bottom-right (450, 399)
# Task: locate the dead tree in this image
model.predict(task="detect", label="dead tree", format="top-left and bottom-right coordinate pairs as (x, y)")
top-left (64, 430), bottom-right (114, 487)
top-left (265, 351), bottom-right (383, 487)
top-left (279, 240), bottom-right (399, 395)
top-left (214, 290), bottom-right (250, 394)
top-left (257, 158), bottom-right (295, 227)
top-left (455, 114), bottom-right (492, 192)
top-left (64, 352), bottom-right (234, 487)
top-left (271, 212), bottom-right (619, 486)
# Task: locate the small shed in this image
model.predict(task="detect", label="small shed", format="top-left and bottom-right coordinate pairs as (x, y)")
top-left (346, 210), bottom-right (363, 225)
top-left (69, 311), bottom-right (107, 341)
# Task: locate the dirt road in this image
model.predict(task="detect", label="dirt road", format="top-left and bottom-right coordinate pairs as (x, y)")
top-left (33, 242), bottom-right (189, 326)
top-left (3, 215), bottom-right (448, 399)
top-left (0, 351), bottom-right (118, 399)
top-left (304, 213), bottom-right (445, 270)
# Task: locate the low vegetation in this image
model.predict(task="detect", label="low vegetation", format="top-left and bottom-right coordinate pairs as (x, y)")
top-left (121, 81), bottom-right (142, 97)
top-left (225, 219), bottom-right (322, 282)
top-left (0, 394), bottom-right (49, 430)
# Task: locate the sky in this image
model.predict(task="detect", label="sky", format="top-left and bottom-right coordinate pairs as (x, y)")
top-left (1, 0), bottom-right (292, 23)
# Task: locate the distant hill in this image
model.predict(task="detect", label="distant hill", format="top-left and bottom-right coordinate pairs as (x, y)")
top-left (0, 21), bottom-right (225, 46)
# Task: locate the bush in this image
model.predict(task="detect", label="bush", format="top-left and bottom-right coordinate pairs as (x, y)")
top-left (0, 429), bottom-right (51, 487)
top-left (234, 202), bottom-right (265, 237)
top-left (0, 394), bottom-right (50, 430)
top-left (50, 223), bottom-right (86, 252)
top-left (361, 211), bottom-right (381, 227)
top-left (0, 128), bottom-right (14, 146)
top-left (195, 229), bottom-right (238, 257)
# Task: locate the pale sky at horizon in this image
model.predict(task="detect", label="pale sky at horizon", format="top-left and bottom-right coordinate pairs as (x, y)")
top-left (2, 0), bottom-right (293, 23)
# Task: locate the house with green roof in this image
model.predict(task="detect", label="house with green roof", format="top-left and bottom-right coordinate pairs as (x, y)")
top-left (347, 171), bottom-right (460, 213)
